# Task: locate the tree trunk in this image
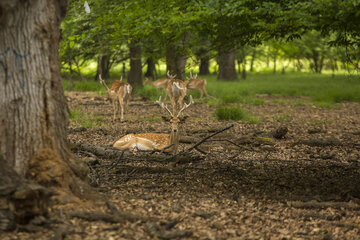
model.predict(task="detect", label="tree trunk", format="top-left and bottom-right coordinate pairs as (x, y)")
top-left (250, 49), bottom-right (256, 72)
top-left (144, 57), bottom-right (155, 79)
top-left (95, 55), bottom-right (110, 80)
top-left (218, 48), bottom-right (238, 81)
top-left (127, 42), bottom-right (143, 89)
top-left (165, 33), bottom-right (189, 80)
top-left (0, 0), bottom-right (90, 201)
top-left (199, 56), bottom-right (210, 75)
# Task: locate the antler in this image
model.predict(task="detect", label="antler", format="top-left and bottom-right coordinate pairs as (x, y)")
top-left (99, 74), bottom-right (110, 91)
top-left (166, 70), bottom-right (177, 80)
top-left (176, 95), bottom-right (193, 117)
top-left (156, 96), bottom-right (174, 118)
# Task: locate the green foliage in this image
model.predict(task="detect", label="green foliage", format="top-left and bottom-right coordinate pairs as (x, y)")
top-left (215, 106), bottom-right (258, 123)
top-left (63, 80), bottom-right (104, 92)
top-left (69, 108), bottom-right (104, 128)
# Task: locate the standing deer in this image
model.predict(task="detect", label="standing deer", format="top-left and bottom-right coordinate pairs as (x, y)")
top-left (144, 75), bottom-right (170, 100)
top-left (185, 72), bottom-right (211, 99)
top-left (165, 71), bottom-right (188, 115)
top-left (113, 95), bottom-right (193, 154)
top-left (99, 74), bottom-right (132, 121)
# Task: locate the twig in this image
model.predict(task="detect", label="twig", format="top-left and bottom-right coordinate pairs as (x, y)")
top-left (186, 124), bottom-right (234, 152)
top-left (107, 151), bottom-right (124, 170)
top-left (166, 124), bottom-right (234, 160)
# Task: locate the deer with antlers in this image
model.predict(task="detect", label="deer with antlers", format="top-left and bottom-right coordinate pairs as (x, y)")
top-left (99, 75), bottom-right (132, 121)
top-left (165, 71), bottom-right (188, 115)
top-left (185, 72), bottom-right (211, 99)
top-left (113, 95), bottom-right (193, 154)
top-left (144, 72), bottom-right (170, 100)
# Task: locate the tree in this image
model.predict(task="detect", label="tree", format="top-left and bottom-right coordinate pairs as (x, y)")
top-left (0, 0), bottom-right (89, 227)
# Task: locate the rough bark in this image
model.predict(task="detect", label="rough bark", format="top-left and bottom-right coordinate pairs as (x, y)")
top-left (0, 155), bottom-right (55, 231)
top-left (218, 48), bottom-right (238, 81)
top-left (0, 0), bottom-right (91, 197)
top-left (127, 42), bottom-right (143, 89)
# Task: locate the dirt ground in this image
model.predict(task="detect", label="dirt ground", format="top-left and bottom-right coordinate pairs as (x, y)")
top-left (3, 91), bottom-right (360, 240)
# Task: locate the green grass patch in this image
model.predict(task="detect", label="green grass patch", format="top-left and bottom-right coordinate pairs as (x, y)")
top-left (215, 106), bottom-right (258, 123)
top-left (273, 112), bottom-right (292, 122)
top-left (63, 79), bottom-right (105, 92)
top-left (138, 117), bottom-right (162, 122)
top-left (69, 108), bottom-right (104, 128)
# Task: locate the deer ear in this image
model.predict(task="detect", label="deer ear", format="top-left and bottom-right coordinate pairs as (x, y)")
top-left (180, 116), bottom-right (188, 123)
top-left (161, 116), bottom-right (170, 122)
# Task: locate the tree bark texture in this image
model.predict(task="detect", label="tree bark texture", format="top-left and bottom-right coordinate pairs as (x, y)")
top-left (0, 0), bottom-right (90, 201)
top-left (127, 42), bottom-right (143, 89)
top-left (0, 0), bottom-right (70, 176)
top-left (218, 48), bottom-right (238, 81)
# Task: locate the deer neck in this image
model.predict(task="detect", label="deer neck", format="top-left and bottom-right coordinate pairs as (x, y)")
top-left (169, 126), bottom-right (180, 153)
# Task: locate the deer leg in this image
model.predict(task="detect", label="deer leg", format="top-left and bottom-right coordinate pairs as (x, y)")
top-left (200, 89), bottom-right (204, 99)
top-left (203, 86), bottom-right (209, 98)
top-left (119, 97), bottom-right (125, 121)
top-left (112, 99), bottom-right (117, 120)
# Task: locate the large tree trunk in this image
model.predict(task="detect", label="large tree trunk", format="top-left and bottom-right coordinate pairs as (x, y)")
top-left (0, 0), bottom-right (89, 203)
top-left (95, 55), bottom-right (111, 80)
top-left (127, 42), bottom-right (143, 89)
top-left (218, 48), bottom-right (238, 81)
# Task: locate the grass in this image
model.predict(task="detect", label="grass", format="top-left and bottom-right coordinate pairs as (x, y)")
top-left (63, 72), bottom-right (360, 105)
top-left (215, 106), bottom-right (258, 123)
top-left (69, 108), bottom-right (104, 128)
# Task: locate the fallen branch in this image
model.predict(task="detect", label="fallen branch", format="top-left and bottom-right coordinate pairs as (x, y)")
top-left (186, 124), bottom-right (234, 152)
top-left (68, 210), bottom-right (147, 224)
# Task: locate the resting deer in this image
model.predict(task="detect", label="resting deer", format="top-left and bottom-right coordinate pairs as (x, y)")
top-left (144, 74), bottom-right (170, 100)
top-left (113, 95), bottom-right (193, 154)
top-left (165, 71), bottom-right (188, 115)
top-left (99, 74), bottom-right (132, 121)
top-left (185, 72), bottom-right (211, 99)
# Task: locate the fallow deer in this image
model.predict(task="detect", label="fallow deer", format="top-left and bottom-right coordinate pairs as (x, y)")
top-left (99, 74), bottom-right (132, 121)
top-left (185, 72), bottom-right (211, 99)
top-left (144, 75), bottom-right (169, 100)
top-left (113, 95), bottom-right (193, 154)
top-left (165, 71), bottom-right (188, 115)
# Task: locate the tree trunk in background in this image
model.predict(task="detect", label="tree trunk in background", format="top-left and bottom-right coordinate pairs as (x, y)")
top-left (199, 56), bottom-right (210, 75)
top-left (144, 57), bottom-right (155, 79)
top-left (250, 49), bottom-right (256, 72)
top-left (0, 0), bottom-right (90, 217)
top-left (95, 55), bottom-right (110, 80)
top-left (165, 33), bottom-right (189, 80)
top-left (128, 42), bottom-right (143, 89)
top-left (218, 48), bottom-right (238, 81)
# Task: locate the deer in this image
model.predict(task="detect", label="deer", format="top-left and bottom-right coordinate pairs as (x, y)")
top-left (113, 95), bottom-right (193, 154)
top-left (185, 71), bottom-right (212, 99)
top-left (99, 74), bottom-right (132, 121)
top-left (144, 74), bottom-right (170, 100)
top-left (165, 71), bottom-right (188, 115)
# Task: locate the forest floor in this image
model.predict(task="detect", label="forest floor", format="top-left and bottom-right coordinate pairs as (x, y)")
top-left (3, 91), bottom-right (360, 240)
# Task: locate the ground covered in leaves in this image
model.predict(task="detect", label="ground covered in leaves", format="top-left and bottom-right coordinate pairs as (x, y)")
top-left (3, 91), bottom-right (360, 240)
